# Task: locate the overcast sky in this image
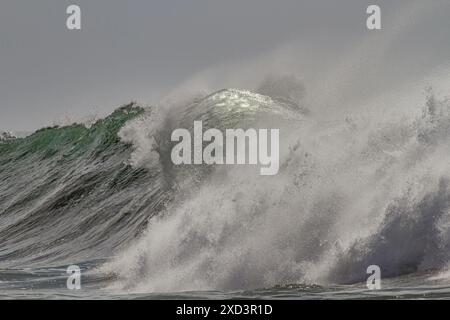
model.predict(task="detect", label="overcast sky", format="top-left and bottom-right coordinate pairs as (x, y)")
top-left (1, 0), bottom-right (450, 131)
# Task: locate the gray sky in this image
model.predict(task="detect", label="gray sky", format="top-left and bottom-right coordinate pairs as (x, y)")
top-left (1, 0), bottom-right (450, 131)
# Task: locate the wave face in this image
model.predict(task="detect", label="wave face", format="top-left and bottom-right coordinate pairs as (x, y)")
top-left (0, 105), bottom-right (170, 268)
top-left (3, 87), bottom-right (450, 293)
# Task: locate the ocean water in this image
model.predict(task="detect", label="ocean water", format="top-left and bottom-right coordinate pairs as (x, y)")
top-left (2, 86), bottom-right (450, 300)
top-left (1, 263), bottom-right (450, 299)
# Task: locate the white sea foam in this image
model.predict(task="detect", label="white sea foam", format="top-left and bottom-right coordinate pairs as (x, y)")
top-left (100, 0), bottom-right (450, 291)
top-left (99, 67), bottom-right (450, 292)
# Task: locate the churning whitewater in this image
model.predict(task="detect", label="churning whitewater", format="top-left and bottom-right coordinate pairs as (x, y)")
top-left (2, 79), bottom-right (450, 296)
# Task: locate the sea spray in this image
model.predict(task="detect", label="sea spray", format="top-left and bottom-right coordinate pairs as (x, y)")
top-left (98, 87), bottom-right (450, 292)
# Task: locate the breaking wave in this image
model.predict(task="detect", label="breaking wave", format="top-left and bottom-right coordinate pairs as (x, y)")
top-left (2, 80), bottom-right (450, 293)
top-left (102, 85), bottom-right (450, 292)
